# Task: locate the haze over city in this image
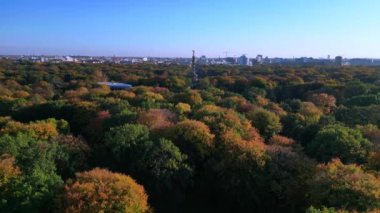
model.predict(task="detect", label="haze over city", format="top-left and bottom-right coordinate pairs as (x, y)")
top-left (1, 0), bottom-right (380, 58)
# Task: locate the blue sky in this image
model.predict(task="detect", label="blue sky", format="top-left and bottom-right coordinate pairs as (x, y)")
top-left (1, 0), bottom-right (380, 58)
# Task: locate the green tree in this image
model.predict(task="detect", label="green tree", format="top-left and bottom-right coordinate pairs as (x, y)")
top-left (343, 81), bottom-right (371, 99)
top-left (0, 133), bottom-right (62, 212)
top-left (249, 109), bottom-right (282, 140)
top-left (306, 206), bottom-right (342, 213)
top-left (168, 120), bottom-right (215, 165)
top-left (264, 145), bottom-right (315, 212)
top-left (281, 113), bottom-right (307, 140)
top-left (103, 124), bottom-right (193, 185)
top-left (144, 138), bottom-right (192, 190)
top-left (176, 90), bottom-right (203, 106)
top-left (103, 124), bottom-right (152, 172)
top-left (103, 109), bottom-right (137, 130)
top-left (345, 94), bottom-right (380, 107)
top-left (55, 135), bottom-right (91, 179)
top-left (335, 105), bottom-right (380, 126)
top-left (307, 124), bottom-right (371, 163)
top-left (208, 130), bottom-right (267, 212)
top-left (103, 124), bottom-right (192, 212)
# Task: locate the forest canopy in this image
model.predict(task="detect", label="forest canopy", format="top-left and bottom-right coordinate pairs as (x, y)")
top-left (1, 60), bottom-right (380, 212)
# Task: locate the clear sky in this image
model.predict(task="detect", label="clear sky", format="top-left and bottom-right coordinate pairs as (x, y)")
top-left (1, 0), bottom-right (380, 58)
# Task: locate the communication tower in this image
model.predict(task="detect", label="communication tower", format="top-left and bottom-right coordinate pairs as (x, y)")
top-left (192, 50), bottom-right (199, 86)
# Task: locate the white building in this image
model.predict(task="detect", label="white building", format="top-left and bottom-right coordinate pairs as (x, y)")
top-left (64, 56), bottom-right (74, 62)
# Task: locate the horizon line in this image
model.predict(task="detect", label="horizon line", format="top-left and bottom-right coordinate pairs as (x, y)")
top-left (2, 54), bottom-right (380, 60)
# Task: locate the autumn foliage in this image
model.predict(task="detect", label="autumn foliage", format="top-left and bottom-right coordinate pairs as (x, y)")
top-left (309, 159), bottom-right (380, 211)
top-left (137, 109), bottom-right (176, 132)
top-left (168, 120), bottom-right (215, 164)
top-left (269, 135), bottom-right (295, 146)
top-left (0, 155), bottom-right (20, 187)
top-left (61, 168), bottom-right (150, 213)
top-left (1, 61), bottom-right (380, 212)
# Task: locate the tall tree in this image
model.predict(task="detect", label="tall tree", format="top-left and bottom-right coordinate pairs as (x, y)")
top-left (307, 124), bottom-right (371, 163)
top-left (61, 168), bottom-right (150, 213)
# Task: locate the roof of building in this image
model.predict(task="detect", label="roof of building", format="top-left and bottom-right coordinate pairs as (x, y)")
top-left (98, 82), bottom-right (133, 89)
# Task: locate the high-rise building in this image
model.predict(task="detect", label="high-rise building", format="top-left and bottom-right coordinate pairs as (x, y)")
top-left (335, 56), bottom-right (343, 66)
top-left (256, 55), bottom-right (263, 64)
top-left (237, 55), bottom-right (249, 65)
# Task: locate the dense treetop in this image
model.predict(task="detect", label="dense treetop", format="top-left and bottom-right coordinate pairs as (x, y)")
top-left (0, 60), bottom-right (380, 212)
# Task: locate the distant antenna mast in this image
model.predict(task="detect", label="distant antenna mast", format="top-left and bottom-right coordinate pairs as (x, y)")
top-left (192, 50), bottom-right (198, 86)
top-left (192, 50), bottom-right (195, 69)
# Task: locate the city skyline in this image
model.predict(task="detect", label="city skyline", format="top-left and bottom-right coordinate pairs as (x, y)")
top-left (3, 53), bottom-right (379, 59)
top-left (1, 0), bottom-right (380, 58)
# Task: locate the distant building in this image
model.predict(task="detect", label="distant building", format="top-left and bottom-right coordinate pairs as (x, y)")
top-left (256, 55), bottom-right (263, 64)
top-left (250, 58), bottom-right (258, 65)
top-left (225, 57), bottom-right (237, 64)
top-left (349, 58), bottom-right (372, 66)
top-left (198, 55), bottom-right (208, 65)
top-left (98, 82), bottom-right (132, 90)
top-left (41, 57), bottom-right (48, 63)
top-left (270, 58), bottom-right (284, 64)
top-left (264, 56), bottom-right (270, 64)
top-left (335, 56), bottom-right (343, 66)
top-left (64, 56), bottom-right (75, 62)
top-left (175, 58), bottom-right (192, 66)
top-left (237, 55), bottom-right (249, 66)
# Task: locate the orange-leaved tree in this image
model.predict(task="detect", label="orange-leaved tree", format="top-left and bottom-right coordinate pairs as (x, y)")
top-left (61, 168), bottom-right (150, 213)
